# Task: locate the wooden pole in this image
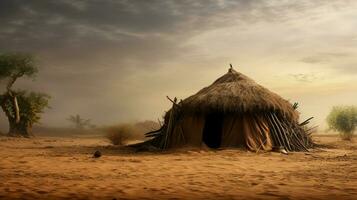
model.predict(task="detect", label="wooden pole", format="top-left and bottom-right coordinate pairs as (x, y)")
top-left (269, 114), bottom-right (288, 151)
top-left (271, 113), bottom-right (292, 151)
top-left (265, 113), bottom-right (283, 147)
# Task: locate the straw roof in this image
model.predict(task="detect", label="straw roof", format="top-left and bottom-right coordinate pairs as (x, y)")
top-left (180, 68), bottom-right (299, 121)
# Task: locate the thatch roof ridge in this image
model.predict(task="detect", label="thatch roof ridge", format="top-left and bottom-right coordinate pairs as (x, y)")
top-left (181, 68), bottom-right (298, 121)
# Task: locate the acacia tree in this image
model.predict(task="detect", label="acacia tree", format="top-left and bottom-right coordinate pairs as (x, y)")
top-left (67, 114), bottom-right (91, 129)
top-left (0, 53), bottom-right (50, 137)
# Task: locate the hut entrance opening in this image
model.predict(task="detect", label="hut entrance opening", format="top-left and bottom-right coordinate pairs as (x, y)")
top-left (202, 113), bottom-right (224, 148)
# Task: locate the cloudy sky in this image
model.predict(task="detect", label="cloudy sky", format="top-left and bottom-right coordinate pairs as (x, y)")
top-left (0, 0), bottom-right (356, 130)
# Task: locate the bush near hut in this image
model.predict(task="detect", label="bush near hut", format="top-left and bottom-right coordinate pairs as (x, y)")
top-left (327, 106), bottom-right (357, 140)
top-left (104, 123), bottom-right (138, 145)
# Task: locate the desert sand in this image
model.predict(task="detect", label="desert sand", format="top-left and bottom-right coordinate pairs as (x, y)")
top-left (0, 135), bottom-right (356, 200)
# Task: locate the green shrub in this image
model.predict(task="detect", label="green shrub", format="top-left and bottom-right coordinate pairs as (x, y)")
top-left (326, 106), bottom-right (357, 140)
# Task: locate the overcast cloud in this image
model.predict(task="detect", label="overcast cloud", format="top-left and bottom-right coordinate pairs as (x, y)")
top-left (0, 0), bottom-right (356, 130)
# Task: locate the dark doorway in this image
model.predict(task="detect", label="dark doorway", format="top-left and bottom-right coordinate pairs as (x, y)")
top-left (202, 113), bottom-right (224, 148)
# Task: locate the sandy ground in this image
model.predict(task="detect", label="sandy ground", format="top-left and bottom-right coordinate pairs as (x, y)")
top-left (0, 135), bottom-right (356, 200)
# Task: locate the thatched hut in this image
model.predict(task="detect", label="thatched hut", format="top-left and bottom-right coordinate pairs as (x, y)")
top-left (145, 67), bottom-right (313, 152)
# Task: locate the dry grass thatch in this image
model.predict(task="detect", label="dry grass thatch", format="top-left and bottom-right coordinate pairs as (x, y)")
top-left (181, 68), bottom-right (298, 122)
top-left (144, 67), bottom-right (313, 152)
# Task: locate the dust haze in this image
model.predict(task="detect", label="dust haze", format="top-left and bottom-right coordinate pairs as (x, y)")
top-left (1, 1), bottom-right (357, 200)
top-left (1, 0), bottom-right (356, 131)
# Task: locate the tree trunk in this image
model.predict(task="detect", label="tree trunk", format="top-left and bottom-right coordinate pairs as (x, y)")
top-left (13, 95), bottom-right (20, 123)
top-left (8, 117), bottom-right (31, 137)
top-left (0, 92), bottom-right (31, 138)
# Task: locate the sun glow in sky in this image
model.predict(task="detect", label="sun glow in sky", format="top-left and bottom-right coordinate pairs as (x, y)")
top-left (0, 0), bottom-right (356, 130)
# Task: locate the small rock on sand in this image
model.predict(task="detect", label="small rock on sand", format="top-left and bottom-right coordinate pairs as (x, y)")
top-left (93, 150), bottom-right (101, 158)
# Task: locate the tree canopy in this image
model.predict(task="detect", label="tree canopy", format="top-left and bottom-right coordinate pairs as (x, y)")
top-left (0, 53), bottom-right (38, 89)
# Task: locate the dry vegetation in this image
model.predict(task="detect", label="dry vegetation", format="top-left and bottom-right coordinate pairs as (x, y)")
top-left (103, 121), bottom-right (160, 145)
top-left (103, 123), bottom-right (137, 145)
